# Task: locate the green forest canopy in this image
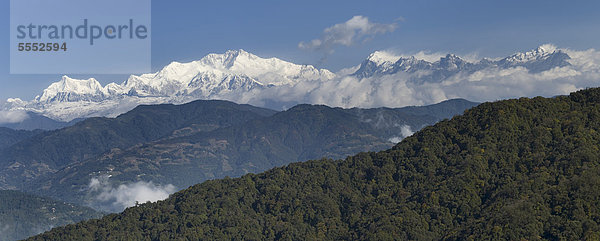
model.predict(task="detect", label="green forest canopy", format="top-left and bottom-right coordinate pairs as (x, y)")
top-left (30, 88), bottom-right (600, 240)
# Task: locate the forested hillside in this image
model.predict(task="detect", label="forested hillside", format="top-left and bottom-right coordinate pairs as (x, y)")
top-left (0, 128), bottom-right (43, 151)
top-left (0, 112), bottom-right (81, 131)
top-left (0, 100), bottom-right (276, 189)
top-left (0, 190), bottom-right (103, 241)
top-left (29, 88), bottom-right (600, 240)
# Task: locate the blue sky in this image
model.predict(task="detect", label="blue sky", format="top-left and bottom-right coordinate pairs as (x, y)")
top-left (1, 0), bottom-right (600, 101)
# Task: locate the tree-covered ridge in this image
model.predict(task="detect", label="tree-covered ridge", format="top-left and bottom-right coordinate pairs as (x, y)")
top-left (0, 127), bottom-right (43, 151)
top-left (0, 112), bottom-right (82, 131)
top-left (28, 99), bottom-right (476, 211)
top-left (30, 89), bottom-right (600, 240)
top-left (0, 190), bottom-right (103, 241)
top-left (0, 100), bottom-right (276, 189)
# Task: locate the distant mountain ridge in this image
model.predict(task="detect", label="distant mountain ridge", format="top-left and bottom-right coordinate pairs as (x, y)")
top-left (0, 112), bottom-right (80, 131)
top-left (0, 99), bottom-right (477, 212)
top-left (0, 128), bottom-right (43, 150)
top-left (0, 100), bottom-right (276, 190)
top-left (3, 45), bottom-right (574, 122)
top-left (352, 44), bottom-right (571, 79)
top-left (42, 99), bottom-right (476, 212)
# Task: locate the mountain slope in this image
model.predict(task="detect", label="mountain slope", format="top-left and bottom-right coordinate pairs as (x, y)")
top-left (0, 112), bottom-right (80, 131)
top-left (0, 100), bottom-right (276, 189)
top-left (30, 88), bottom-right (600, 240)
top-left (0, 190), bottom-right (103, 241)
top-left (0, 128), bottom-right (43, 151)
top-left (28, 99), bottom-right (477, 211)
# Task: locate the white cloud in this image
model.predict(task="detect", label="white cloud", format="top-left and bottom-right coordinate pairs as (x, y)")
top-left (401, 125), bottom-right (414, 137)
top-left (88, 176), bottom-right (176, 212)
top-left (565, 48), bottom-right (600, 73)
top-left (407, 51), bottom-right (447, 63)
top-left (0, 110), bottom-right (29, 124)
top-left (223, 72), bottom-right (440, 109)
top-left (388, 137), bottom-right (403, 143)
top-left (299, 16), bottom-right (397, 53)
top-left (388, 125), bottom-right (414, 143)
top-left (378, 49), bottom-right (481, 63)
top-left (336, 65), bottom-right (361, 76)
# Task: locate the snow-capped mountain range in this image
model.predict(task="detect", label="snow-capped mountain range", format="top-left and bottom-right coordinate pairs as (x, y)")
top-left (353, 44), bottom-right (571, 79)
top-left (3, 44), bottom-right (592, 121)
top-left (36, 49), bottom-right (335, 104)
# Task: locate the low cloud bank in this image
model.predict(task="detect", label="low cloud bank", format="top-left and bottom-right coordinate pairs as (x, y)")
top-left (221, 46), bottom-right (600, 110)
top-left (87, 176), bottom-right (176, 213)
top-left (0, 110), bottom-right (29, 124)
